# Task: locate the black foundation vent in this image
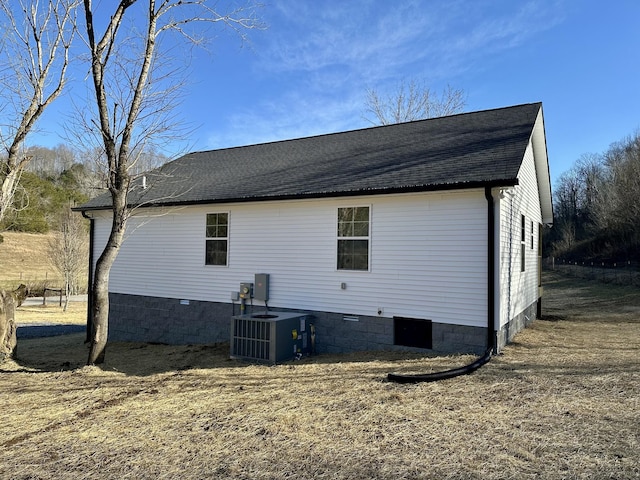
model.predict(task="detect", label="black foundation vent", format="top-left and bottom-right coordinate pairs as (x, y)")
top-left (393, 317), bottom-right (432, 349)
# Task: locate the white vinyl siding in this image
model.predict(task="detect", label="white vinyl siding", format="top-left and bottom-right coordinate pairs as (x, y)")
top-left (92, 189), bottom-right (489, 328)
top-left (497, 140), bottom-right (543, 329)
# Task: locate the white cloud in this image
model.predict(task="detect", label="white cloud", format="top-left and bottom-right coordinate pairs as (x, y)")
top-left (203, 83), bottom-right (372, 151)
top-left (202, 0), bottom-right (568, 149)
top-left (262, 0), bottom-right (440, 78)
top-left (443, 0), bottom-right (566, 58)
top-left (259, 1), bottom-right (565, 88)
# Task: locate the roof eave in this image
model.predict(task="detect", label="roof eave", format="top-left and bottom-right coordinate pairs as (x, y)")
top-left (74, 178), bottom-right (520, 213)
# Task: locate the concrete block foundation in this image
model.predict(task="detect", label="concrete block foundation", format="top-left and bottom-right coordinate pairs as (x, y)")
top-left (108, 293), bottom-right (490, 355)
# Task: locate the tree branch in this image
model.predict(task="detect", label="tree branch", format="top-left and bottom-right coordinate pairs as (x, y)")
top-left (0, 0), bottom-right (78, 225)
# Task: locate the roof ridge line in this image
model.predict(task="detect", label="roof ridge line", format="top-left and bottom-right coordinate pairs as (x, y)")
top-left (186, 102), bottom-right (543, 156)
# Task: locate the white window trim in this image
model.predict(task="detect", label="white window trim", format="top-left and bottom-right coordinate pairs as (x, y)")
top-left (336, 205), bottom-right (371, 272)
top-left (530, 220), bottom-right (535, 250)
top-left (520, 214), bottom-right (526, 272)
top-left (205, 211), bottom-right (230, 267)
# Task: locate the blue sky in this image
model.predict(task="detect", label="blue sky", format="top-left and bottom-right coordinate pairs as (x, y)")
top-left (32, 0), bottom-right (640, 187)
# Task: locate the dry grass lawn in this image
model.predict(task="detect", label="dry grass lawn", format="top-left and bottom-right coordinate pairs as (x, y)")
top-left (0, 231), bottom-right (64, 290)
top-left (16, 302), bottom-right (87, 326)
top-left (0, 271), bottom-right (638, 479)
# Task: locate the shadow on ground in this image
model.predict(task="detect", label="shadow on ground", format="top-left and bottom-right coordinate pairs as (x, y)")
top-left (17, 324), bottom-right (85, 339)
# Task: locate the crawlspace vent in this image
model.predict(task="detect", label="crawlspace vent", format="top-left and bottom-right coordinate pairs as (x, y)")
top-left (394, 316), bottom-right (432, 349)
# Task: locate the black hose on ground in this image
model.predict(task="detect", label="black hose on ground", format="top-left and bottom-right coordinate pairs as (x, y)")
top-left (387, 348), bottom-right (493, 384)
top-left (387, 187), bottom-right (497, 384)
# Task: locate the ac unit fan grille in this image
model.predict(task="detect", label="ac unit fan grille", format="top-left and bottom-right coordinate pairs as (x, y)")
top-left (232, 318), bottom-right (271, 360)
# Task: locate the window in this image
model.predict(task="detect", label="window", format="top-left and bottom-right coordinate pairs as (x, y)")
top-left (205, 213), bottom-right (228, 266)
top-left (531, 221), bottom-right (534, 249)
top-left (520, 214), bottom-right (526, 272)
top-left (337, 206), bottom-right (369, 271)
top-left (538, 223), bottom-right (543, 288)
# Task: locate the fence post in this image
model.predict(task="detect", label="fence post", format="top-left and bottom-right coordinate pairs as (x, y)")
top-left (554, 257), bottom-right (638, 286)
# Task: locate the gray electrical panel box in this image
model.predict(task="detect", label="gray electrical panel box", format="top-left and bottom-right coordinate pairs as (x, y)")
top-left (254, 273), bottom-right (269, 302)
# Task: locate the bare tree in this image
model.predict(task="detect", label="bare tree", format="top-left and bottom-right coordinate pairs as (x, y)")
top-left (0, 0), bottom-right (77, 361)
top-left (364, 79), bottom-right (466, 126)
top-left (0, 0), bottom-right (78, 226)
top-left (25, 144), bottom-right (77, 176)
top-left (80, 0), bottom-right (263, 364)
top-left (549, 130), bottom-right (640, 261)
top-left (554, 169), bottom-right (582, 228)
top-left (49, 207), bottom-right (89, 311)
top-left (595, 132), bottom-right (640, 245)
top-left (574, 153), bottom-right (605, 226)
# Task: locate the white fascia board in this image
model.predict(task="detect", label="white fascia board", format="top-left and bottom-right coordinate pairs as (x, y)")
top-left (531, 106), bottom-right (554, 225)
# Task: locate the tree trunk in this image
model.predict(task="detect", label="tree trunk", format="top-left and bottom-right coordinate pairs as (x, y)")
top-left (87, 274), bottom-right (109, 365)
top-left (86, 200), bottom-right (127, 365)
top-left (87, 242), bottom-right (118, 364)
top-left (63, 280), bottom-right (70, 313)
top-left (0, 164), bottom-right (27, 225)
top-left (0, 284), bottom-right (27, 361)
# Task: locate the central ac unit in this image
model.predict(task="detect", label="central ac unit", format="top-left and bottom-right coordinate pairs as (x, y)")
top-left (230, 311), bottom-right (311, 364)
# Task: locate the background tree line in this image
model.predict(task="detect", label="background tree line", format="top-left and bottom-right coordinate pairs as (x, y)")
top-left (1, 146), bottom-right (91, 234)
top-left (0, 144), bottom-right (169, 234)
top-left (546, 130), bottom-right (640, 263)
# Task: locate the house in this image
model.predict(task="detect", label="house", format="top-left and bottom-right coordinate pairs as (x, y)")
top-left (77, 102), bottom-right (553, 356)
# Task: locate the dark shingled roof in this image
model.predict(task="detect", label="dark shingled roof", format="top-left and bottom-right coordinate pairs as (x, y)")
top-left (79, 102), bottom-right (542, 211)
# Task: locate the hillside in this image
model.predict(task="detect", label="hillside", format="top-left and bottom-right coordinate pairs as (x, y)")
top-left (0, 232), bottom-right (65, 291)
